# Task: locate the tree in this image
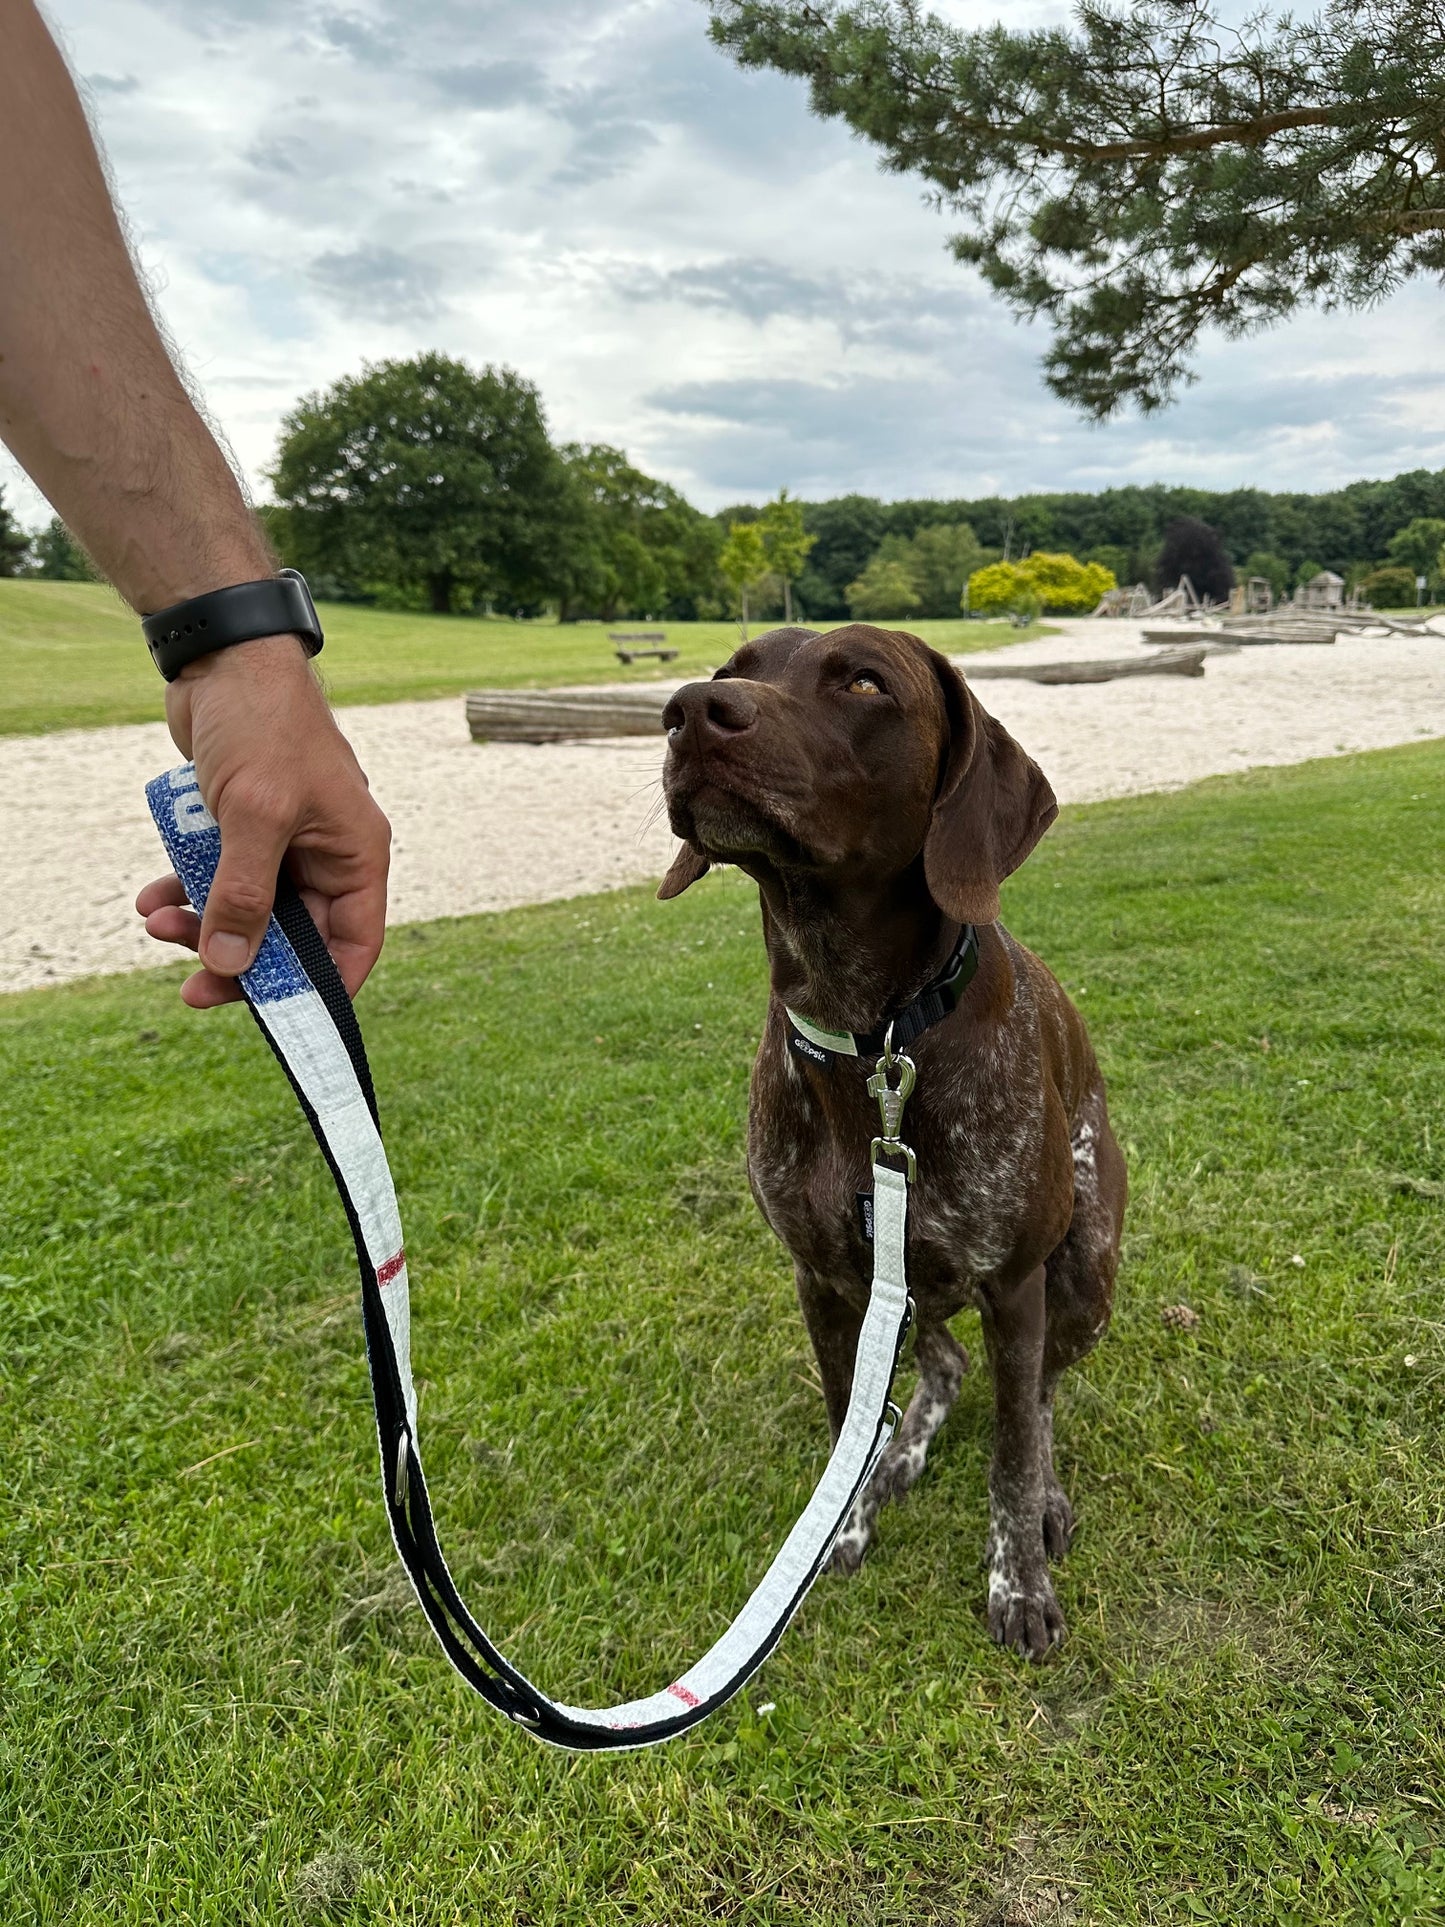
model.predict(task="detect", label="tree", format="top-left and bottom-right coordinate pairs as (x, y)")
top-left (1358, 563), bottom-right (1416, 607)
top-left (0, 487), bottom-right (30, 577)
top-left (271, 354), bottom-right (580, 614)
top-left (844, 520), bottom-right (993, 620)
top-left (30, 516), bottom-right (96, 581)
top-left (1156, 517), bottom-right (1235, 603)
top-left (757, 488), bottom-right (816, 621)
top-left (1293, 556), bottom-right (1325, 590)
top-left (846, 549), bottom-right (921, 619)
top-left (719, 520), bottom-right (770, 635)
top-left (797, 494), bottom-right (887, 616)
top-left (556, 444), bottom-right (721, 620)
top-left (1085, 544), bottom-right (1134, 585)
top-left (1243, 550), bottom-right (1292, 599)
top-left (708, 1), bottom-right (1445, 416)
top-left (1386, 517), bottom-right (1445, 585)
top-left (904, 522), bottom-right (992, 616)
top-left (967, 552), bottom-right (1113, 616)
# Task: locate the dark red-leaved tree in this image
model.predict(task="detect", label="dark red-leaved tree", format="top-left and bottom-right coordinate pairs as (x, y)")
top-left (1156, 516), bottom-right (1235, 603)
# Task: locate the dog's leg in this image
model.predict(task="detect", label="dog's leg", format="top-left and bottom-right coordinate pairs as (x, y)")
top-left (829, 1321), bottom-right (968, 1575)
top-left (980, 1264), bottom-right (1064, 1660)
top-left (1038, 1097), bottom-right (1127, 1558)
top-left (794, 1264), bottom-right (864, 1445)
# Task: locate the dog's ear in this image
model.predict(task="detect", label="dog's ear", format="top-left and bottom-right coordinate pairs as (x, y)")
top-left (922, 650), bottom-right (1057, 925)
top-left (657, 840), bottom-right (710, 900)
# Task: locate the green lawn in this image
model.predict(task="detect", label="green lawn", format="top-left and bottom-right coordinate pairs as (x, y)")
top-left (4, 741), bottom-right (1445, 1923)
top-left (0, 580), bottom-right (1049, 736)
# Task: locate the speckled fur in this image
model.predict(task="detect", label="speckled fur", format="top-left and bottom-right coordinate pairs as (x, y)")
top-left (659, 624), bottom-right (1127, 1661)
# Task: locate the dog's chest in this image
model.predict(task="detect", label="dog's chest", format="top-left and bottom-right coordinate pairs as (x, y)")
top-left (747, 1035), bottom-right (1047, 1311)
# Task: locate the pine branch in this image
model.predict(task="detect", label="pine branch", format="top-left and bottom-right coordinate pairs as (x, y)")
top-left (706, 0), bottom-right (1445, 414)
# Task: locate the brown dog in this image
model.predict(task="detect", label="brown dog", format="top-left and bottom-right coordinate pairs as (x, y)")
top-left (658, 624), bottom-right (1125, 1660)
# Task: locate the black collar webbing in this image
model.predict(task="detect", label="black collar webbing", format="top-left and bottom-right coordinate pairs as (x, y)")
top-left (785, 922), bottom-right (980, 1061)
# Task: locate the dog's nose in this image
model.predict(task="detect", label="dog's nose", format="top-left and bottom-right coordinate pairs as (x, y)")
top-left (662, 680), bottom-right (759, 745)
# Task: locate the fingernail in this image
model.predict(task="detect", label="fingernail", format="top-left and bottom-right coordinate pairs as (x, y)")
top-left (206, 932), bottom-right (251, 973)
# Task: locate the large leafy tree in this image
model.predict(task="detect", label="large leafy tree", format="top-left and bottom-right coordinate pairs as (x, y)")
top-left (844, 520), bottom-right (992, 618)
top-left (797, 493), bottom-right (888, 616)
top-left (271, 354), bottom-right (579, 613)
top-left (845, 546), bottom-right (921, 619)
top-left (707, 1), bottom-right (1445, 416)
top-left (1386, 516), bottom-right (1445, 580)
top-left (557, 444), bottom-right (722, 620)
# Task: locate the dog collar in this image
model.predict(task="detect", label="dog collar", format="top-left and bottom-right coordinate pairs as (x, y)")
top-left (786, 923), bottom-right (980, 1061)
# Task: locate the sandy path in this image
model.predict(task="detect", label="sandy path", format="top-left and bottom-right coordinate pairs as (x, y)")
top-left (3, 618), bottom-right (1442, 994)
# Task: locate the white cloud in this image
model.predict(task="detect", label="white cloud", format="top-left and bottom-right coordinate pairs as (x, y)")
top-left (2, 0), bottom-right (1441, 536)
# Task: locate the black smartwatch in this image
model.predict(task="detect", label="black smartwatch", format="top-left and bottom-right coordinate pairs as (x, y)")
top-left (142, 569), bottom-right (324, 681)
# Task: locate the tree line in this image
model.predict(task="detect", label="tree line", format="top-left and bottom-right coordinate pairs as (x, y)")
top-left (5, 350), bottom-right (1444, 617)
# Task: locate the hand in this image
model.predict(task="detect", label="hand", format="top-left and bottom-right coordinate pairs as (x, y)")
top-left (136, 635), bottom-right (391, 1009)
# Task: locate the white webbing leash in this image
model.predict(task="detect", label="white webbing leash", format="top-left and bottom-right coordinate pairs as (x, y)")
top-left (147, 762), bottom-right (917, 1751)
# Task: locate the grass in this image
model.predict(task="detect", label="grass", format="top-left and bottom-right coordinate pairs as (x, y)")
top-left (4, 739), bottom-right (1445, 1923)
top-left (0, 580), bottom-right (1049, 737)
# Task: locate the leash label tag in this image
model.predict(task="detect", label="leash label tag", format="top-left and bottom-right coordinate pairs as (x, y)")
top-left (856, 1191), bottom-right (875, 1243)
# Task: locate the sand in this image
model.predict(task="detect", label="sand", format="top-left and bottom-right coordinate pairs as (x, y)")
top-left (3, 616), bottom-right (1442, 995)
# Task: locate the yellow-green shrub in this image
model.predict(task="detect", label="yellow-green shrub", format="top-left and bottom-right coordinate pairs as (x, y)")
top-left (966, 551), bottom-right (1115, 615)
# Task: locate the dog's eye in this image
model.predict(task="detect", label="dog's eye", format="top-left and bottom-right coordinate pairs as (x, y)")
top-left (847, 673), bottom-right (884, 696)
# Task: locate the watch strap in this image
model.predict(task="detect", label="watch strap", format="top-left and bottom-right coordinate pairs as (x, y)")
top-left (142, 569), bottom-right (324, 681)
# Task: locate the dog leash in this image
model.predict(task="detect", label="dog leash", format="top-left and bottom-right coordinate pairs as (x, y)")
top-left (147, 762), bottom-right (918, 1752)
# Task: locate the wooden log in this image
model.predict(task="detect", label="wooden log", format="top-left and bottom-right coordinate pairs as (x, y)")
top-left (465, 641), bottom-right (1219, 743)
top-left (466, 687), bottom-right (669, 742)
top-left (1204, 629), bottom-right (1337, 646)
top-left (965, 645), bottom-right (1209, 684)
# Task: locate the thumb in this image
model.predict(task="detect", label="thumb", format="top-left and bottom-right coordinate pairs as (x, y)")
top-left (200, 794), bottom-right (290, 977)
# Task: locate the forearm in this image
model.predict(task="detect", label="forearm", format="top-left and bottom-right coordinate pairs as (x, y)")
top-left (0, 0), bottom-right (271, 610)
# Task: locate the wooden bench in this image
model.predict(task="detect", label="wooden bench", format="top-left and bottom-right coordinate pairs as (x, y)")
top-left (609, 630), bottom-right (678, 664)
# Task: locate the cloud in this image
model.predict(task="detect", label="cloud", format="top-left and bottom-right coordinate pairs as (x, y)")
top-left (308, 245), bottom-right (445, 322)
top-left (611, 255), bottom-right (990, 353)
top-left (642, 354), bottom-right (1445, 505)
top-left (430, 59), bottom-right (553, 110)
top-left (314, 9), bottom-right (401, 66)
top-left (1, 0), bottom-right (1442, 535)
top-left (552, 118), bottom-right (660, 187)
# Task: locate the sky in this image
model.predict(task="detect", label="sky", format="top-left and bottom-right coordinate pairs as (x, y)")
top-left (3, 0), bottom-right (1443, 529)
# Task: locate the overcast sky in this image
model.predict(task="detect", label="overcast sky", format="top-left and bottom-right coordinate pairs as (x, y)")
top-left (4, 0), bottom-right (1443, 528)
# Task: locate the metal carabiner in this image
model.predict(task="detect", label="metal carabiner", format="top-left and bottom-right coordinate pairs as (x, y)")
top-left (867, 1022), bottom-right (918, 1181)
top-left (867, 1030), bottom-right (916, 1143)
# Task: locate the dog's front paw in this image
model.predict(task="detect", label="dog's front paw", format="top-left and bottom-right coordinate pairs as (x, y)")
top-left (987, 1565), bottom-right (1066, 1661)
top-left (827, 1525), bottom-right (869, 1576)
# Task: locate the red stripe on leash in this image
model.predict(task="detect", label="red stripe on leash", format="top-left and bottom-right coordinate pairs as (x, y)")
top-left (666, 1682), bottom-right (700, 1707)
top-left (376, 1250), bottom-right (406, 1287)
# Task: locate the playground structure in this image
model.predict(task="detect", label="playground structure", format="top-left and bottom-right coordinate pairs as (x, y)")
top-left (1094, 574), bottom-right (1219, 619)
top-left (1098, 567), bottom-right (1362, 623)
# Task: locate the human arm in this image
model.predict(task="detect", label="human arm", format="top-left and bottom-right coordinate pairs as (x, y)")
top-left (0, 0), bottom-right (389, 1005)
